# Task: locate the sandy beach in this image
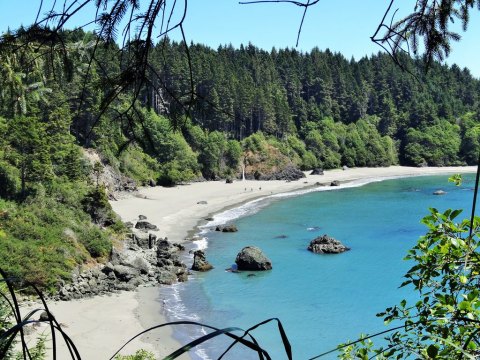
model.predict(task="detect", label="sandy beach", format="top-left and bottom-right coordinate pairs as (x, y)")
top-left (23, 166), bottom-right (476, 359)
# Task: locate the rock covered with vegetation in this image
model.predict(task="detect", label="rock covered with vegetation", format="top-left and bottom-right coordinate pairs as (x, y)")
top-left (308, 235), bottom-right (350, 254)
top-left (235, 246), bottom-right (272, 271)
top-left (55, 227), bottom-right (188, 300)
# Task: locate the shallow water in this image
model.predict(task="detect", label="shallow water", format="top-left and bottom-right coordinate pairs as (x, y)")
top-left (163, 174), bottom-right (475, 360)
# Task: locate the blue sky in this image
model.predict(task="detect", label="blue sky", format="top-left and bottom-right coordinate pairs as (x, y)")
top-left (1, 1), bottom-right (479, 77)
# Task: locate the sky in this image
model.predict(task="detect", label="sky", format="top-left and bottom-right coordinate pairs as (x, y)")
top-left (0, 0), bottom-right (479, 77)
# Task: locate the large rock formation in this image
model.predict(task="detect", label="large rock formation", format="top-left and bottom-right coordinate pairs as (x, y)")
top-left (54, 225), bottom-right (188, 300)
top-left (191, 250), bottom-right (214, 272)
top-left (308, 235), bottom-right (350, 254)
top-left (256, 165), bottom-right (306, 181)
top-left (235, 246), bottom-right (272, 271)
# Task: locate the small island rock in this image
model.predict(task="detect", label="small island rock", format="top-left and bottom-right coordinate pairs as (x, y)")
top-left (191, 250), bottom-right (213, 272)
top-left (308, 234), bottom-right (350, 254)
top-left (215, 224), bottom-right (238, 232)
top-left (235, 246), bottom-right (272, 271)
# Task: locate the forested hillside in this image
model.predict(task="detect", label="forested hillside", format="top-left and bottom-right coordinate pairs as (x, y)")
top-left (151, 40), bottom-right (480, 169)
top-left (0, 29), bottom-right (479, 288)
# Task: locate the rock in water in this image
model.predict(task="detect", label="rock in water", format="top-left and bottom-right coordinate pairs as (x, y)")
top-left (308, 234), bottom-right (350, 254)
top-left (222, 224), bottom-right (238, 232)
top-left (235, 246), bottom-right (272, 271)
top-left (191, 250), bottom-right (214, 271)
top-left (433, 190), bottom-right (447, 195)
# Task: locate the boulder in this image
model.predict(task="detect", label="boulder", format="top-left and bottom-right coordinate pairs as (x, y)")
top-left (310, 168), bottom-right (324, 175)
top-left (197, 200), bottom-right (208, 205)
top-left (191, 250), bottom-right (213, 272)
top-left (307, 234), bottom-right (350, 254)
top-left (342, 165), bottom-right (348, 171)
top-left (139, 215), bottom-right (147, 220)
top-left (433, 190), bottom-right (447, 195)
top-left (226, 178), bottom-right (233, 184)
top-left (113, 265), bottom-right (141, 281)
top-left (135, 220), bottom-right (159, 231)
top-left (330, 180), bottom-right (340, 187)
top-left (216, 224), bottom-right (238, 232)
top-left (235, 246), bottom-right (272, 271)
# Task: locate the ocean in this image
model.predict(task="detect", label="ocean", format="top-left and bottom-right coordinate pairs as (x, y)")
top-left (160, 173), bottom-right (476, 360)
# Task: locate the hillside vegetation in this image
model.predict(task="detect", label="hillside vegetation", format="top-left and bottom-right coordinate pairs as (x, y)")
top-left (0, 29), bottom-right (479, 289)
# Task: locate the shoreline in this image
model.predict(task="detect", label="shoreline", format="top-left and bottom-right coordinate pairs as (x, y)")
top-left (27, 166), bottom-right (474, 359)
top-left (110, 165), bottom-right (476, 357)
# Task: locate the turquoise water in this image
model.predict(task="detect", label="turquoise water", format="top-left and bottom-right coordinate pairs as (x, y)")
top-left (163, 174), bottom-right (475, 360)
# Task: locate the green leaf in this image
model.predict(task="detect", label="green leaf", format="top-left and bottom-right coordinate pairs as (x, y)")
top-left (448, 174), bottom-right (462, 186)
top-left (427, 344), bottom-right (438, 358)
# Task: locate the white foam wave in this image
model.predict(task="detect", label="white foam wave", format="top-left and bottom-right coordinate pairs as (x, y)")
top-left (200, 175), bottom-right (405, 229)
top-left (192, 236), bottom-right (208, 251)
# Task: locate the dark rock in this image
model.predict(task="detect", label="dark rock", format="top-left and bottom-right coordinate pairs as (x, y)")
top-left (222, 225), bottom-right (238, 233)
top-left (308, 234), bottom-right (350, 254)
top-left (235, 246), bottom-right (272, 271)
top-left (257, 165), bottom-right (306, 181)
top-left (274, 235), bottom-right (288, 239)
top-left (139, 215), bottom-right (147, 220)
top-left (330, 180), bottom-right (340, 186)
top-left (157, 271), bottom-right (178, 285)
top-left (226, 178), bottom-right (233, 184)
top-left (135, 220), bottom-right (159, 231)
top-left (197, 200), bottom-right (208, 205)
top-left (433, 190), bottom-right (447, 195)
top-left (148, 179), bottom-right (156, 187)
top-left (115, 283), bottom-right (135, 291)
top-left (205, 217), bottom-right (214, 221)
top-left (191, 250), bottom-right (214, 272)
top-left (342, 165), bottom-right (348, 170)
top-left (310, 168), bottom-right (324, 175)
top-left (113, 265), bottom-right (141, 281)
top-left (39, 311), bottom-right (50, 321)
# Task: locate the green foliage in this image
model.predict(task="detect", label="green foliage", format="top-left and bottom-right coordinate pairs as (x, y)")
top-left (0, 181), bottom-right (114, 291)
top-left (81, 185), bottom-right (114, 226)
top-left (403, 120), bottom-right (462, 166)
top-left (114, 349), bottom-right (156, 360)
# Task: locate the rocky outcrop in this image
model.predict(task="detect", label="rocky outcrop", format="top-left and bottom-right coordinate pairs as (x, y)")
top-left (82, 149), bottom-right (137, 197)
top-left (215, 224), bottom-right (238, 232)
top-left (191, 250), bottom-right (213, 272)
top-left (235, 246), bottom-right (272, 271)
top-left (308, 235), bottom-right (350, 254)
top-left (54, 220), bottom-right (188, 300)
top-left (310, 168), bottom-right (324, 175)
top-left (256, 165), bottom-right (306, 181)
top-left (135, 220), bottom-right (159, 231)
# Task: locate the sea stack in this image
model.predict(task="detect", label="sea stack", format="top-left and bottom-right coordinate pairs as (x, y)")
top-left (235, 246), bottom-right (272, 271)
top-left (308, 234), bottom-right (350, 254)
